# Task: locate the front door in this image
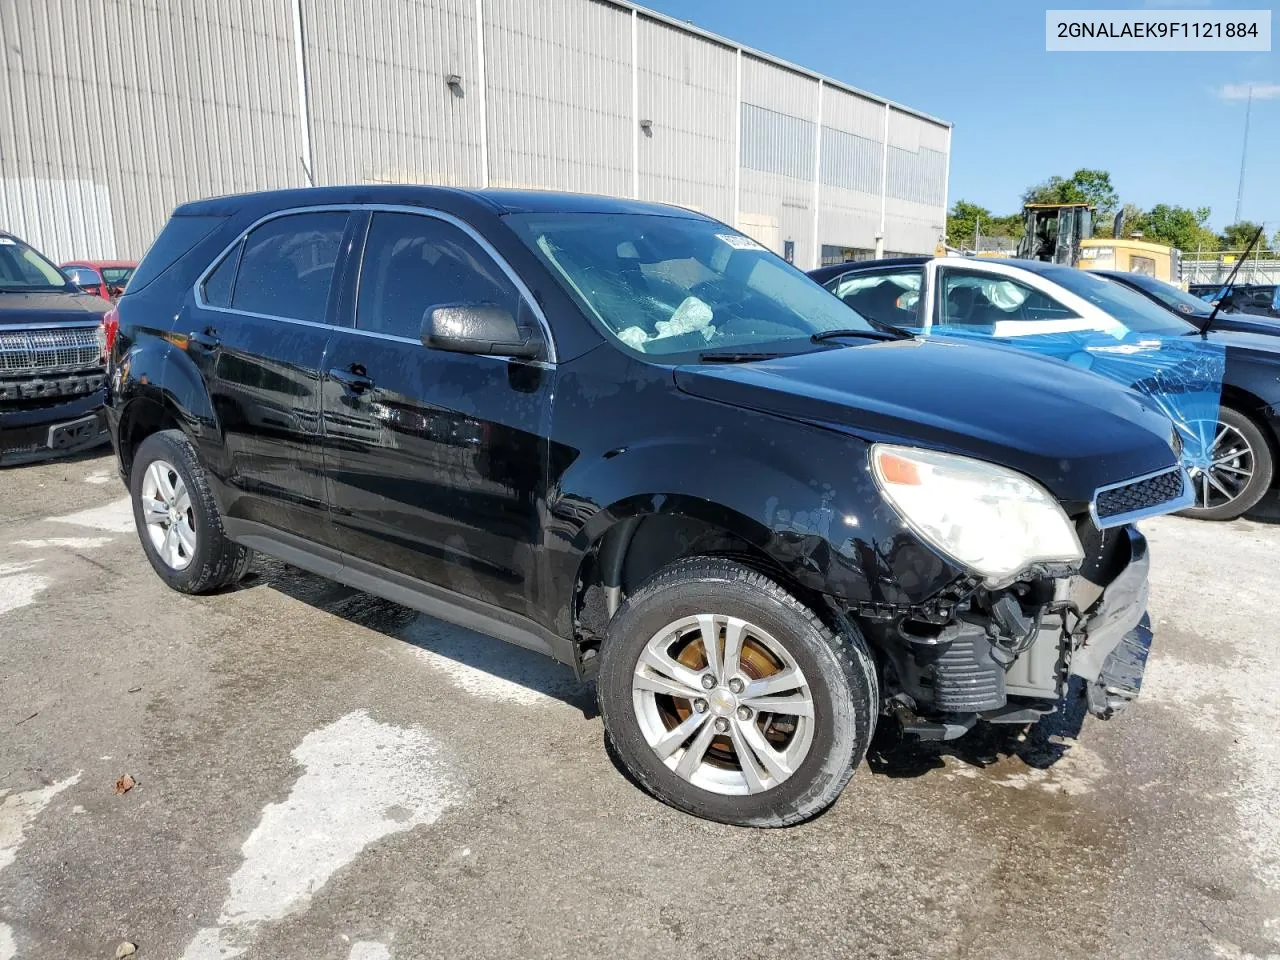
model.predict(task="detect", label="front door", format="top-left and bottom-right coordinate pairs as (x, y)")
top-left (321, 210), bottom-right (553, 621)
top-left (188, 209), bottom-right (351, 545)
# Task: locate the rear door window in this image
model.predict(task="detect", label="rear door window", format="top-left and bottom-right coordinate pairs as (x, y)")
top-left (230, 212), bottom-right (349, 323)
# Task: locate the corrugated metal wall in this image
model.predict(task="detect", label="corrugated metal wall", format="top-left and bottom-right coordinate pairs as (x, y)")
top-left (635, 17), bottom-right (734, 222)
top-left (0, 0), bottom-right (949, 267)
top-left (0, 0), bottom-right (302, 263)
top-left (883, 107), bottom-right (948, 255)
top-left (817, 87), bottom-right (884, 255)
top-left (483, 0), bottom-right (631, 195)
top-left (305, 0), bottom-right (485, 186)
top-left (738, 55), bottom-right (818, 267)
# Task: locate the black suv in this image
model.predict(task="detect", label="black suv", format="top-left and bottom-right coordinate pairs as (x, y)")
top-left (1, 231), bottom-right (112, 465)
top-left (108, 186), bottom-right (1190, 826)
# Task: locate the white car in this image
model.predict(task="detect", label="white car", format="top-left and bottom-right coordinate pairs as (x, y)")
top-left (810, 255), bottom-right (1278, 522)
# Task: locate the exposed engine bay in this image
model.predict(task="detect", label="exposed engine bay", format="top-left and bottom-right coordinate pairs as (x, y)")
top-left (860, 520), bottom-right (1151, 740)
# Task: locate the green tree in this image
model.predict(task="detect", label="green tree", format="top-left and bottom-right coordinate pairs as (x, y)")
top-left (1219, 221), bottom-right (1268, 251)
top-left (1022, 168), bottom-right (1119, 222)
top-left (1140, 204), bottom-right (1218, 252)
top-left (1102, 202), bottom-right (1145, 239)
top-left (946, 199), bottom-right (988, 250)
top-left (946, 200), bottom-right (1023, 251)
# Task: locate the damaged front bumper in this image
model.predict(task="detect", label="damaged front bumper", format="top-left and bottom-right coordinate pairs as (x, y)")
top-left (870, 524), bottom-right (1155, 738)
top-left (1066, 525), bottom-right (1153, 718)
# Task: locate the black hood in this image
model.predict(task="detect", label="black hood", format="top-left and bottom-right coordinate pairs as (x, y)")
top-left (1205, 318), bottom-right (1280, 343)
top-left (675, 338), bottom-right (1180, 507)
top-left (0, 290), bottom-right (111, 326)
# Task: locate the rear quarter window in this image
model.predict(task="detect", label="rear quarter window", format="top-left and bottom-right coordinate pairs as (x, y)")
top-left (201, 242), bottom-right (241, 308)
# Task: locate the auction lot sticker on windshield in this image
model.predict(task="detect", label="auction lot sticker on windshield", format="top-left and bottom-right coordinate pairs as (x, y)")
top-left (717, 233), bottom-right (763, 251)
top-left (1046, 10), bottom-right (1270, 51)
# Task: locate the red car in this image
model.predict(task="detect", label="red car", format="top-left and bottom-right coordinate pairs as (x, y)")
top-left (60, 259), bottom-right (136, 301)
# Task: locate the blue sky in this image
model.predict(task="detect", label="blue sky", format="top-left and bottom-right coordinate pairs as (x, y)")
top-left (642, 0), bottom-right (1278, 231)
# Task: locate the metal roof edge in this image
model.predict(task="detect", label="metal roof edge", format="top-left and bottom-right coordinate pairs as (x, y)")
top-left (599, 0), bottom-right (952, 129)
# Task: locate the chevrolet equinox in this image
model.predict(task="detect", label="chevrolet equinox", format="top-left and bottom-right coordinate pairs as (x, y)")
top-left (106, 186), bottom-right (1191, 826)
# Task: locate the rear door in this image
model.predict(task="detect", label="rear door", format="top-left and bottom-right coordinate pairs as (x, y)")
top-left (188, 209), bottom-right (353, 546)
top-left (320, 209), bottom-right (553, 621)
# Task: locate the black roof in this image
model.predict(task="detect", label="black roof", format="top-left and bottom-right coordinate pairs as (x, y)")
top-left (807, 256), bottom-right (928, 282)
top-left (808, 255), bottom-right (1117, 283)
top-left (173, 184), bottom-right (709, 221)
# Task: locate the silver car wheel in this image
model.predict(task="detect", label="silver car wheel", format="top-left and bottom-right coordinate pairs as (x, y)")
top-left (631, 613), bottom-right (815, 796)
top-left (1188, 419), bottom-right (1255, 510)
top-left (140, 459), bottom-right (197, 571)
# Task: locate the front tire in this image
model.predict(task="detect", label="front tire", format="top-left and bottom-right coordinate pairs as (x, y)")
top-left (1177, 407), bottom-right (1273, 521)
top-left (597, 557), bottom-right (877, 827)
top-left (130, 429), bottom-right (252, 593)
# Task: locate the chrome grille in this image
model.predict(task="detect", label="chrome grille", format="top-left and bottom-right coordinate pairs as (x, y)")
top-left (0, 327), bottom-right (102, 376)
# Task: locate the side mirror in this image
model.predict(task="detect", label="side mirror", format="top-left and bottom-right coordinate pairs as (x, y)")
top-left (421, 303), bottom-right (542, 359)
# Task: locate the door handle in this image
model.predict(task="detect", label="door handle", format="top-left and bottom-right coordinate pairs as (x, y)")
top-left (189, 328), bottom-right (220, 350)
top-left (329, 365), bottom-right (374, 395)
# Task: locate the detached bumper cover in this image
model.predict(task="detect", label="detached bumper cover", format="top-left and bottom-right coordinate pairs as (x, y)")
top-left (1069, 525), bottom-right (1152, 717)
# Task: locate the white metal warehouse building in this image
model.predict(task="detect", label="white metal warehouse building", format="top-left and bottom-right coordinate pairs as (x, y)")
top-left (0, 0), bottom-right (951, 269)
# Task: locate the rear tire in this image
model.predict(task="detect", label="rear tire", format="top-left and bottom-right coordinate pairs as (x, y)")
top-left (1177, 406), bottom-right (1273, 522)
top-left (130, 429), bottom-right (252, 593)
top-left (597, 557), bottom-right (877, 827)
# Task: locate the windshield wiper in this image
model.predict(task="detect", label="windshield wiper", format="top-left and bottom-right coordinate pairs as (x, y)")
top-left (810, 328), bottom-right (905, 344)
top-left (698, 351), bottom-right (787, 363)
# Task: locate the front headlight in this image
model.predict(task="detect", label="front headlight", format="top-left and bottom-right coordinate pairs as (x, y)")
top-left (871, 444), bottom-right (1084, 585)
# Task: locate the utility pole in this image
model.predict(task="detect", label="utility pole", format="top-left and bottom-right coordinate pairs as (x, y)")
top-left (974, 214), bottom-right (981, 252)
top-left (1234, 84), bottom-right (1252, 223)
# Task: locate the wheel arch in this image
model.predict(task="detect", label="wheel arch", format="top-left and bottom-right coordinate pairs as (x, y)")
top-left (114, 339), bottom-right (219, 478)
top-left (570, 497), bottom-right (836, 670)
top-left (1220, 383), bottom-right (1280, 465)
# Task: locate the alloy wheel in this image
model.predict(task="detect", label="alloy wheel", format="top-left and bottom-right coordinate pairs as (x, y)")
top-left (1187, 419), bottom-right (1255, 511)
top-left (631, 613), bottom-right (815, 796)
top-left (140, 459), bottom-right (197, 571)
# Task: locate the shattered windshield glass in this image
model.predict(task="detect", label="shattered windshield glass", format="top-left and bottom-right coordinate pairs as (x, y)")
top-left (505, 212), bottom-right (877, 358)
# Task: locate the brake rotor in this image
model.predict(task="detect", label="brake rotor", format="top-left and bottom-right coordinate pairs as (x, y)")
top-left (658, 621), bottom-right (794, 769)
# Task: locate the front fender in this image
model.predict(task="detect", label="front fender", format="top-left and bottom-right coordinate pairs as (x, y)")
top-left (547, 427), bottom-right (967, 632)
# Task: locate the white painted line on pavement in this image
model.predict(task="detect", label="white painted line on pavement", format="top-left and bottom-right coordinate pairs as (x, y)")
top-left (401, 619), bottom-right (574, 706)
top-left (0, 774), bottom-right (82, 877)
top-left (47, 497), bottom-right (135, 533)
top-left (16, 537), bottom-right (114, 550)
top-left (348, 942), bottom-right (392, 960)
top-left (0, 922), bottom-right (14, 960)
top-left (0, 562), bottom-right (50, 618)
top-left (84, 471), bottom-right (114, 485)
top-left (181, 711), bottom-right (460, 960)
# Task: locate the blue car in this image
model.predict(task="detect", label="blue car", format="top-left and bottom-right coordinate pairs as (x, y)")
top-left (811, 256), bottom-right (1280, 521)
